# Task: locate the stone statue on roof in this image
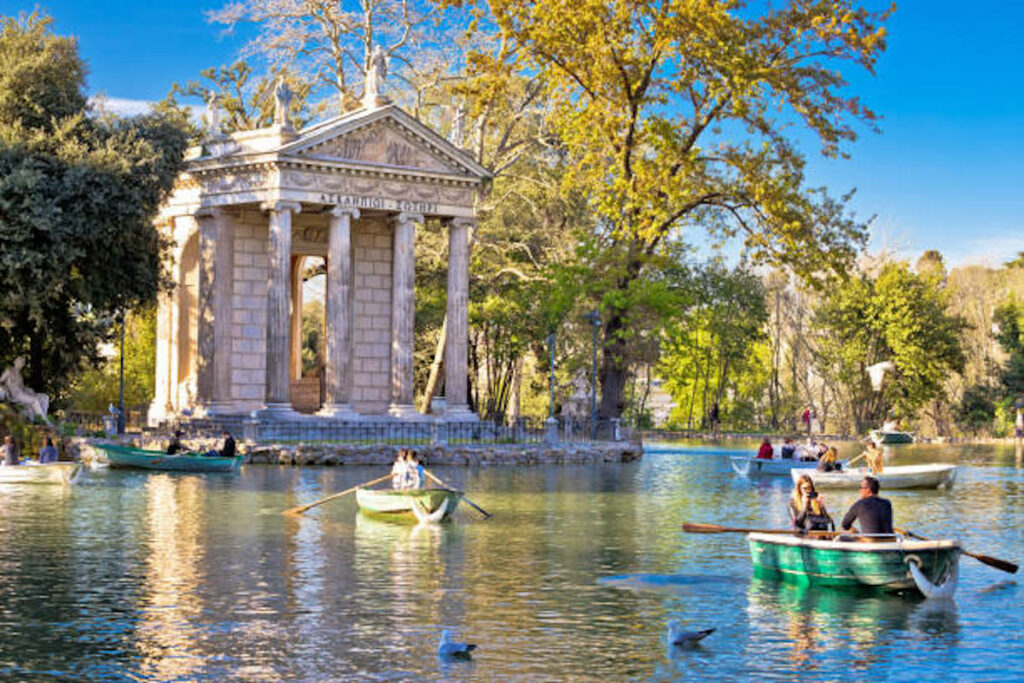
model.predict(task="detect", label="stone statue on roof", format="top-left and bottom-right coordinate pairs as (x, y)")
top-left (273, 77), bottom-right (293, 127)
top-left (363, 45), bottom-right (390, 109)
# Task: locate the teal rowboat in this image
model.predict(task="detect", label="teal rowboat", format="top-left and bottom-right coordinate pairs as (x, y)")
top-left (95, 444), bottom-right (242, 472)
top-left (870, 429), bottom-right (914, 444)
top-left (748, 532), bottom-right (961, 593)
top-left (356, 487), bottom-right (462, 522)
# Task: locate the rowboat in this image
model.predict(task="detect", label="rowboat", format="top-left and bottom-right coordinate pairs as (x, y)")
top-left (355, 487), bottom-right (463, 522)
top-left (792, 464), bottom-right (957, 490)
top-left (0, 462), bottom-right (82, 485)
top-left (748, 532), bottom-right (961, 594)
top-left (870, 429), bottom-right (914, 444)
top-left (94, 444), bottom-right (242, 473)
top-left (730, 456), bottom-right (822, 477)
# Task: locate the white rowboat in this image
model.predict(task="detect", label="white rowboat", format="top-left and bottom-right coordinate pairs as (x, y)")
top-left (792, 464), bottom-right (957, 490)
top-left (0, 462), bottom-right (82, 485)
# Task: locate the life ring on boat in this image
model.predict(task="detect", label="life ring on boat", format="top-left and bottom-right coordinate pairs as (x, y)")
top-left (905, 554), bottom-right (958, 599)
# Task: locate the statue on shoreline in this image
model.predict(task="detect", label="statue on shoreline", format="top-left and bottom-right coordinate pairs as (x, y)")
top-left (0, 357), bottom-right (50, 422)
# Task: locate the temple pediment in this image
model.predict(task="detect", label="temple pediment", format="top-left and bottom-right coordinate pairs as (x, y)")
top-left (280, 106), bottom-right (489, 181)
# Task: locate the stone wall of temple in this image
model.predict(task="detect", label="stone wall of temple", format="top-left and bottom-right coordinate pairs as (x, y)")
top-left (230, 212), bottom-right (270, 412)
top-left (351, 217), bottom-right (393, 413)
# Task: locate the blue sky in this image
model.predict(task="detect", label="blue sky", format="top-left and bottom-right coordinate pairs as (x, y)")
top-left (4, 0), bottom-right (1023, 268)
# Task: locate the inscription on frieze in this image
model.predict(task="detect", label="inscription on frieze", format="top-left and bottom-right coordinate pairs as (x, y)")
top-left (320, 193), bottom-right (438, 216)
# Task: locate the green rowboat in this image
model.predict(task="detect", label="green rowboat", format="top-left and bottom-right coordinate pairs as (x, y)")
top-left (748, 532), bottom-right (960, 593)
top-left (95, 444), bottom-right (242, 473)
top-left (870, 429), bottom-right (914, 444)
top-left (355, 487), bottom-right (462, 522)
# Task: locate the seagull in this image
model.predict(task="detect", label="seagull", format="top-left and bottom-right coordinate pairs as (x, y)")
top-left (438, 629), bottom-right (477, 660)
top-left (667, 619), bottom-right (715, 648)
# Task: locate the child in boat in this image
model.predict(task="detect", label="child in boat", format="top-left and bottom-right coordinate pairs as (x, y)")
top-left (788, 474), bottom-right (834, 532)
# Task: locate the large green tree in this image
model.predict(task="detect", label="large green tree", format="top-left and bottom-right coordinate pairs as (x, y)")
top-left (483, 0), bottom-right (889, 418)
top-left (814, 261), bottom-right (966, 432)
top-left (0, 12), bottom-right (189, 398)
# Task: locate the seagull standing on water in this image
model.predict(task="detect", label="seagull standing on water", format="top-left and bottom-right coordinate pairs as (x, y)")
top-left (438, 629), bottom-right (477, 660)
top-left (667, 619), bottom-right (715, 647)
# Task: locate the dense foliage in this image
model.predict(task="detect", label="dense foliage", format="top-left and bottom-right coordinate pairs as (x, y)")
top-left (0, 13), bottom-right (189, 399)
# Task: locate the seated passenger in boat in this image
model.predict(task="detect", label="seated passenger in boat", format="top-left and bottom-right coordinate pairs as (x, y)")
top-left (756, 438), bottom-right (773, 459)
top-left (788, 474), bottom-right (834, 532)
top-left (409, 452), bottom-right (426, 489)
top-left (166, 431), bottom-right (184, 455)
top-left (1, 435), bottom-right (20, 466)
top-left (780, 437), bottom-right (796, 459)
top-left (217, 431), bottom-right (236, 458)
top-left (841, 476), bottom-right (893, 538)
top-left (817, 446), bottom-right (842, 472)
top-left (38, 436), bottom-right (58, 463)
top-left (391, 450), bottom-right (407, 489)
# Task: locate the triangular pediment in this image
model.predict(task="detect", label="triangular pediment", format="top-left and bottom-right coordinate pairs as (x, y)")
top-left (280, 106), bottom-right (490, 181)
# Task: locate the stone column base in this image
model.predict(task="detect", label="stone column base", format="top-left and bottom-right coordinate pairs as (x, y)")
top-left (316, 403), bottom-right (363, 420)
top-left (444, 404), bottom-right (479, 422)
top-left (254, 403), bottom-right (301, 420)
top-left (388, 403), bottom-right (428, 420)
top-left (545, 417), bottom-right (559, 445)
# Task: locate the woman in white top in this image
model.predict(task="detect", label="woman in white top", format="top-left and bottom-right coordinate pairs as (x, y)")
top-left (391, 450), bottom-right (408, 489)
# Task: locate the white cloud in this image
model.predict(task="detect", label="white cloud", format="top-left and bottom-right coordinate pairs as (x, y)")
top-left (90, 96), bottom-right (154, 117)
top-left (944, 235), bottom-right (1024, 268)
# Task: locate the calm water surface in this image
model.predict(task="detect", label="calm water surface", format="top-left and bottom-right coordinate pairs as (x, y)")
top-left (2, 440), bottom-right (1024, 681)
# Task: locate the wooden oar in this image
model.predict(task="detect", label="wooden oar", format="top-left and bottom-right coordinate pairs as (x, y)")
top-left (424, 468), bottom-right (492, 519)
top-left (282, 473), bottom-right (393, 517)
top-left (682, 523), bottom-right (836, 538)
top-left (895, 527), bottom-right (1018, 574)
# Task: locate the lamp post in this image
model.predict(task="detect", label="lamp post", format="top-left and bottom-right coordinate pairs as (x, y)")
top-left (583, 309), bottom-right (601, 440)
top-left (117, 310), bottom-right (126, 435)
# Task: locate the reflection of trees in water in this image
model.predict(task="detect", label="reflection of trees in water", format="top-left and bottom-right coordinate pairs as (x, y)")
top-left (746, 578), bottom-right (959, 676)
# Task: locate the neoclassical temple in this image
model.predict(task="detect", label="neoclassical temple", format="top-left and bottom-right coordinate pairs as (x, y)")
top-left (148, 97), bottom-right (490, 425)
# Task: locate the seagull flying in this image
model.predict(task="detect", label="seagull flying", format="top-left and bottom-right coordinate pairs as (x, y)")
top-left (438, 629), bottom-right (477, 660)
top-left (667, 619), bottom-right (715, 647)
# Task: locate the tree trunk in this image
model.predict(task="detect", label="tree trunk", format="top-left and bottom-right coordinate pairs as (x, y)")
top-left (420, 317), bottom-right (447, 413)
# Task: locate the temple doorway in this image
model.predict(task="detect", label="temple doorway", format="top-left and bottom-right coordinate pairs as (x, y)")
top-left (290, 255), bottom-right (326, 413)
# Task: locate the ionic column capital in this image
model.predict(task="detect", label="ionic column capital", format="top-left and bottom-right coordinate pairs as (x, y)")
top-left (391, 212), bottom-right (424, 227)
top-left (260, 200), bottom-right (303, 215)
top-left (325, 205), bottom-right (360, 220)
top-left (448, 216), bottom-right (477, 230)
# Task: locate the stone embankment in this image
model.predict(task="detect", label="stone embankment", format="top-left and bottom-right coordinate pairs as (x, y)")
top-left (72, 437), bottom-right (643, 467)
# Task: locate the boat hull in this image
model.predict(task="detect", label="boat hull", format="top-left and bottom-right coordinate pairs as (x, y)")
top-left (871, 430), bottom-right (914, 444)
top-left (732, 457), bottom-right (823, 477)
top-left (793, 464), bottom-right (957, 490)
top-left (96, 444), bottom-right (242, 472)
top-left (0, 463), bottom-right (82, 485)
top-left (748, 533), bottom-right (960, 592)
top-left (356, 488), bottom-right (462, 521)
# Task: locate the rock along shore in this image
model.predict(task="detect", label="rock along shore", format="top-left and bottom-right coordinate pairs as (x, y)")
top-left (73, 437), bottom-right (643, 467)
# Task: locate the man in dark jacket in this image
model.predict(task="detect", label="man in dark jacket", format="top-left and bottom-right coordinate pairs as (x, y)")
top-left (219, 431), bottom-right (236, 459)
top-left (841, 476), bottom-right (894, 537)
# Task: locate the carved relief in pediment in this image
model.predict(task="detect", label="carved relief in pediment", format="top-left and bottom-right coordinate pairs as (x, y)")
top-left (299, 122), bottom-right (457, 173)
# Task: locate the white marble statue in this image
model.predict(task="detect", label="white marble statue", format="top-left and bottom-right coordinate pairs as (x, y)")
top-left (0, 357), bottom-right (50, 421)
top-left (363, 45), bottom-right (389, 108)
top-left (207, 93), bottom-right (222, 137)
top-left (450, 103), bottom-right (466, 147)
top-left (273, 77), bottom-right (293, 126)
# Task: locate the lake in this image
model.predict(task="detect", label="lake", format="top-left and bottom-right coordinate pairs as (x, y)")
top-left (1, 439), bottom-right (1023, 681)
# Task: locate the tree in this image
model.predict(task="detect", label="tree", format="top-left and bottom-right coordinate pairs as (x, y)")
top-left (814, 261), bottom-right (966, 432)
top-left (0, 12), bottom-right (189, 398)
top-left (483, 0), bottom-right (888, 418)
top-left (993, 299), bottom-right (1024, 401)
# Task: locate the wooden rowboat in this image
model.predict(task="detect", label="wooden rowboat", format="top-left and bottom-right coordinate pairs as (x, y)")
top-left (95, 444), bottom-right (242, 473)
top-left (748, 532), bottom-right (961, 594)
top-left (870, 429), bottom-right (914, 444)
top-left (792, 464), bottom-right (957, 490)
top-left (0, 462), bottom-right (82, 485)
top-left (355, 487), bottom-right (462, 522)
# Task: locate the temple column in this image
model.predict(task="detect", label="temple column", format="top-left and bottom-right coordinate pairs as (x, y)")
top-left (149, 222), bottom-right (174, 425)
top-left (196, 208), bottom-right (237, 415)
top-left (444, 217), bottom-right (477, 420)
top-left (260, 200), bottom-right (302, 415)
top-left (388, 212), bottom-right (421, 418)
top-left (290, 255), bottom-right (305, 380)
top-left (319, 206), bottom-right (360, 418)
